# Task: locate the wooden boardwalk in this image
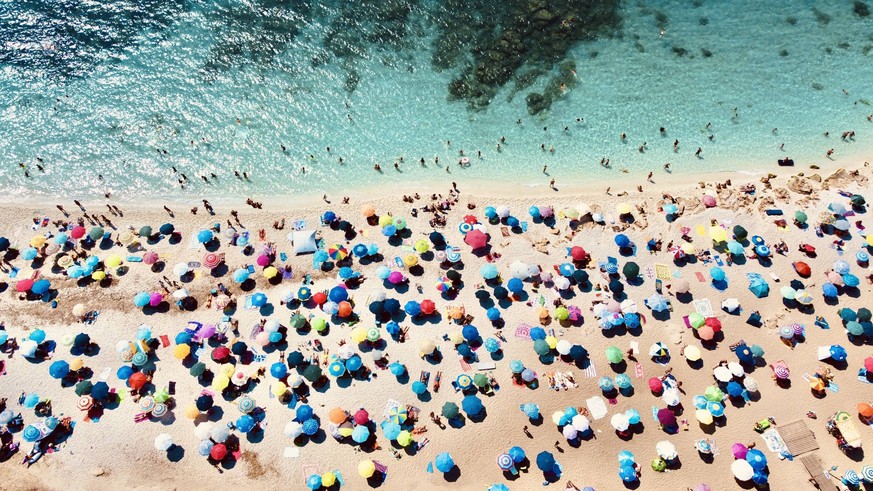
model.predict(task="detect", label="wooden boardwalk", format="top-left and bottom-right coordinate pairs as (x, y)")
top-left (780, 419), bottom-right (819, 456)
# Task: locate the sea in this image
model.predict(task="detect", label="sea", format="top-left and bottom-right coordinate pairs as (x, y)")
top-left (1, 0), bottom-right (872, 200)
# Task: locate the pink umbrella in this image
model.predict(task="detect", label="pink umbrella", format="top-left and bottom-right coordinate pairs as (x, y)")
top-left (149, 292), bottom-right (163, 307)
top-left (865, 356), bottom-right (873, 372)
top-left (773, 365), bottom-right (790, 379)
top-left (648, 377), bottom-right (663, 394)
top-left (256, 255), bottom-right (271, 267)
top-left (673, 279), bottom-right (690, 294)
top-left (197, 324), bottom-right (217, 339)
top-left (143, 252), bottom-right (159, 265)
top-left (702, 195), bottom-right (716, 207)
top-left (388, 271), bottom-right (405, 284)
top-left (826, 271), bottom-right (843, 285)
top-left (692, 485), bottom-right (712, 491)
top-left (70, 226), bottom-right (86, 239)
top-left (202, 253), bottom-right (222, 269)
top-left (731, 443), bottom-right (748, 459)
top-left (657, 408), bottom-right (677, 427)
top-left (464, 229), bottom-right (488, 249)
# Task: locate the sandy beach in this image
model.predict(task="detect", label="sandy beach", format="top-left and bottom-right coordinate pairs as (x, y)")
top-left (2, 161), bottom-right (873, 491)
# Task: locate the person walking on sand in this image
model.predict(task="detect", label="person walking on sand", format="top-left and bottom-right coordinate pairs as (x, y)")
top-left (523, 425), bottom-right (532, 438)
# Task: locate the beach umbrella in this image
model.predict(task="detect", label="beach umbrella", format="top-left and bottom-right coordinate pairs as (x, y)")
top-left (623, 262), bottom-right (640, 279)
top-left (188, 362), bottom-right (206, 378)
top-left (0, 410), bottom-right (13, 425)
top-left (847, 321), bottom-right (864, 335)
top-left (434, 452), bottom-right (455, 473)
top-left (731, 459), bottom-right (754, 481)
top-left (829, 344), bottom-right (848, 362)
top-left (657, 408), bottom-right (677, 427)
top-left (615, 373), bottom-right (632, 390)
top-left (358, 460), bottom-right (377, 478)
top-left (195, 439), bottom-right (214, 457)
top-left (91, 382), bottom-right (110, 401)
top-left (464, 229), bottom-right (488, 249)
top-left (597, 376), bottom-right (615, 392)
top-left (745, 448), bottom-right (767, 470)
top-left (19, 339), bottom-right (38, 358)
top-left (462, 395), bottom-right (484, 416)
top-left (860, 465), bottom-right (873, 483)
top-left (619, 464), bottom-right (637, 482)
top-left (611, 413), bottom-right (630, 432)
top-left (238, 395), bottom-right (256, 414)
top-left (303, 365), bottom-right (322, 382)
top-left (605, 346), bottom-right (623, 364)
top-left (49, 360), bottom-right (70, 379)
top-left (727, 241), bottom-right (744, 256)
top-left (795, 289), bottom-right (814, 305)
top-left (210, 443), bottom-right (228, 461)
top-left (535, 451), bottom-right (556, 473)
top-left (656, 440), bottom-right (678, 460)
top-left (351, 425), bottom-right (370, 444)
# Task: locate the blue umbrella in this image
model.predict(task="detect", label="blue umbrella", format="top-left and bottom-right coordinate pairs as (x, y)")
top-left (338, 267), bottom-right (356, 279)
top-left (615, 234), bottom-right (631, 248)
top-left (175, 332), bottom-right (192, 345)
top-left (510, 360), bottom-right (524, 373)
top-left (312, 250), bottom-right (329, 268)
top-left (646, 294), bottom-right (669, 312)
top-left (822, 283), bottom-right (838, 297)
top-left (197, 230), bottom-right (213, 243)
top-left (352, 243), bottom-right (368, 257)
top-left (558, 263), bottom-right (575, 277)
top-left (735, 343), bottom-right (754, 364)
top-left (693, 395), bottom-right (708, 409)
top-left (834, 260), bottom-right (850, 275)
top-left (755, 245), bottom-right (771, 257)
top-left (843, 273), bottom-right (860, 287)
top-left (521, 368), bottom-right (536, 382)
top-left (840, 308), bottom-right (858, 321)
top-left (480, 264), bottom-right (498, 280)
top-left (134, 292), bottom-right (150, 307)
top-left (301, 418), bottom-right (319, 435)
top-left (614, 373), bottom-right (632, 389)
top-left (24, 393), bottom-right (40, 408)
top-left (322, 211), bottom-right (336, 223)
top-left (412, 381), bottom-right (427, 394)
top-left (382, 225), bottom-right (396, 236)
top-left (529, 327), bottom-right (546, 340)
top-left (29, 329), bottom-right (46, 343)
top-left (232, 269), bottom-right (249, 283)
top-left (598, 377), bottom-right (615, 391)
top-left (306, 474), bottom-right (322, 490)
top-left (710, 267), bottom-right (726, 282)
top-left (707, 402), bottom-right (724, 417)
top-left (352, 425), bottom-right (370, 444)
top-left (389, 362), bottom-right (405, 376)
top-left (296, 404), bottom-right (313, 421)
top-left (91, 382), bottom-right (109, 401)
top-left (619, 464), bottom-right (638, 482)
top-left (507, 278), bottom-right (524, 293)
top-left (536, 451), bottom-right (556, 472)
top-left (529, 206), bottom-right (541, 218)
top-left (618, 450), bottom-right (635, 465)
top-left (329, 286), bottom-right (348, 303)
top-left (236, 414), bottom-right (255, 433)
top-left (435, 452), bottom-right (455, 473)
top-left (251, 292), bottom-right (267, 307)
top-left (198, 439), bottom-right (214, 456)
top-left (116, 365), bottom-right (133, 380)
top-left (486, 307), bottom-right (501, 320)
top-left (462, 395), bottom-right (484, 416)
top-left (345, 355), bottom-right (362, 372)
top-left (570, 345), bottom-right (588, 360)
top-left (624, 313), bottom-right (640, 328)
top-left (727, 241), bottom-right (744, 256)
top-left (829, 345), bottom-right (847, 362)
top-left (462, 325), bottom-right (479, 341)
top-left (270, 362), bottom-right (287, 379)
top-left (297, 287), bottom-right (311, 301)
top-left (31, 279), bottom-right (51, 295)
top-left (605, 262), bottom-right (619, 275)
top-left (404, 301), bottom-right (421, 316)
top-left (752, 471), bottom-right (769, 485)
top-left (0, 237), bottom-right (8, 251)
top-left (484, 337), bottom-right (500, 353)
top-left (830, 202), bottom-right (847, 215)
top-left (383, 298), bottom-right (400, 313)
top-left (381, 421), bottom-right (401, 440)
top-left (509, 446), bottom-right (526, 463)
top-left (521, 403), bottom-right (540, 419)
top-left (49, 360), bottom-right (69, 379)
top-left (726, 381), bottom-right (744, 398)
top-left (745, 448), bottom-right (767, 470)
top-left (748, 277), bottom-right (769, 297)
top-left (22, 247), bottom-right (38, 261)
top-left (626, 408), bottom-right (641, 425)
top-left (328, 361), bottom-right (345, 377)
top-left (22, 425), bottom-right (43, 443)
top-left (484, 206), bottom-right (497, 219)
top-left (386, 321), bottom-right (400, 336)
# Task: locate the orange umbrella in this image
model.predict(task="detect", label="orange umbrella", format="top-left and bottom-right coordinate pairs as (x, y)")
top-left (329, 407), bottom-right (347, 424)
top-left (129, 372), bottom-right (148, 390)
top-left (859, 402), bottom-right (873, 419)
top-left (809, 378), bottom-right (825, 392)
top-left (793, 261), bottom-right (811, 277)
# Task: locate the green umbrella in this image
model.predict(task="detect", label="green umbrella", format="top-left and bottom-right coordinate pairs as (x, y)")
top-left (88, 227), bottom-right (105, 241)
top-left (651, 458), bottom-right (667, 472)
top-left (794, 210), bottom-right (807, 224)
top-left (303, 365), bottom-right (322, 382)
top-left (605, 346), bottom-right (623, 364)
top-left (75, 380), bottom-right (93, 396)
top-left (732, 225), bottom-right (747, 240)
top-left (290, 314), bottom-right (307, 330)
top-left (622, 262), bottom-right (640, 279)
top-left (442, 402), bottom-right (459, 419)
top-left (472, 373), bottom-right (489, 388)
top-left (189, 362), bottom-right (206, 377)
top-left (704, 385), bottom-right (724, 402)
top-left (533, 339), bottom-right (550, 356)
top-left (139, 226), bottom-right (153, 237)
top-left (159, 223), bottom-right (175, 235)
top-left (750, 345), bottom-right (765, 358)
top-left (312, 318), bottom-right (327, 332)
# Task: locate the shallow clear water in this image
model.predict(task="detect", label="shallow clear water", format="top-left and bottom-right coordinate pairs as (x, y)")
top-left (1, 0), bottom-right (873, 199)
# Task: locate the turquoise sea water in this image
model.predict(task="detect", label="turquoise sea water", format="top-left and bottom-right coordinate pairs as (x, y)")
top-left (1, 0), bottom-right (873, 200)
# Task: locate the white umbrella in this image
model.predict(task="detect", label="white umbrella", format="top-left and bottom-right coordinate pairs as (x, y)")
top-left (592, 304), bottom-right (608, 318)
top-left (721, 298), bottom-right (740, 312)
top-left (370, 291), bottom-right (387, 303)
top-left (611, 413), bottom-right (630, 432)
top-left (816, 346), bottom-right (831, 361)
top-left (713, 366), bottom-right (732, 383)
top-left (230, 370), bottom-right (248, 386)
top-left (620, 299), bottom-right (638, 314)
top-left (576, 203), bottom-right (592, 217)
top-left (496, 206), bottom-right (510, 218)
top-left (211, 425), bottom-right (229, 443)
top-left (154, 433), bottom-right (174, 451)
top-left (655, 440), bottom-right (677, 460)
top-left (194, 422), bottom-right (214, 440)
top-left (173, 262), bottom-right (190, 277)
top-left (288, 374), bottom-right (304, 388)
top-left (284, 421), bottom-right (303, 438)
top-left (337, 345), bottom-right (355, 360)
top-left (571, 414), bottom-right (590, 432)
top-left (562, 425), bottom-right (578, 440)
top-left (556, 340), bottom-right (573, 356)
top-left (553, 276), bottom-right (571, 290)
top-left (731, 459), bottom-right (754, 481)
top-left (264, 319), bottom-right (280, 333)
top-left (727, 362), bottom-right (745, 377)
top-left (743, 377), bottom-right (759, 392)
top-left (19, 340), bottom-right (38, 358)
top-left (172, 288), bottom-right (190, 299)
top-left (510, 261), bottom-right (531, 279)
top-left (662, 388), bottom-right (681, 406)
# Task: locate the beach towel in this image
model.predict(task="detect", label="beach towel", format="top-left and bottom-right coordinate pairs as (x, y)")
top-left (98, 367), bottom-right (111, 382)
top-left (514, 323), bottom-right (532, 340)
top-left (374, 460), bottom-right (388, 475)
top-left (459, 358), bottom-right (471, 372)
top-left (283, 447), bottom-right (299, 458)
top-left (301, 464), bottom-right (319, 480)
top-left (586, 396), bottom-right (608, 420)
top-left (634, 362), bottom-right (644, 379)
top-left (651, 406), bottom-right (660, 423)
top-left (159, 335), bottom-right (170, 348)
top-left (761, 429), bottom-right (788, 454)
top-left (695, 272), bottom-right (706, 282)
top-left (583, 360), bottom-right (597, 378)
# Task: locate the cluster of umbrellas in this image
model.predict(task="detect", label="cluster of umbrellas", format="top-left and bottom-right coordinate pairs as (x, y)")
top-left (326, 407), bottom-right (371, 444)
top-left (730, 445), bottom-right (770, 485)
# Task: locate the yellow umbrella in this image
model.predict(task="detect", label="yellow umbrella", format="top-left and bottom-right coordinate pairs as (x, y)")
top-left (57, 255), bottom-right (74, 269)
top-left (695, 408), bottom-right (713, 425)
top-left (403, 254), bottom-right (418, 268)
top-left (708, 226), bottom-right (728, 243)
top-left (616, 203), bottom-right (632, 215)
top-left (358, 460), bottom-right (376, 478)
top-left (321, 472), bottom-right (336, 487)
top-left (105, 255), bottom-right (122, 268)
top-left (867, 235), bottom-right (873, 247)
top-left (350, 326), bottom-right (368, 344)
top-left (271, 381), bottom-right (287, 397)
top-left (220, 364), bottom-right (235, 377)
top-left (378, 215), bottom-right (394, 228)
top-left (91, 271), bottom-right (106, 281)
top-left (419, 340), bottom-right (436, 356)
top-left (212, 373), bottom-right (230, 390)
top-left (809, 378), bottom-right (825, 391)
top-left (173, 344), bottom-right (190, 360)
top-left (681, 243), bottom-right (696, 254)
top-left (263, 266), bottom-right (278, 279)
top-left (684, 345), bottom-right (702, 362)
top-left (396, 430), bottom-right (413, 446)
top-left (545, 336), bottom-right (558, 349)
top-left (448, 330), bottom-right (463, 345)
top-left (551, 411), bottom-right (565, 425)
top-left (118, 231), bottom-right (134, 245)
top-left (447, 306), bottom-right (464, 320)
top-left (538, 308), bottom-right (550, 320)
top-left (30, 235), bottom-right (46, 248)
top-left (414, 239), bottom-right (430, 253)
top-left (184, 404), bottom-right (200, 419)
top-left (69, 358), bottom-right (84, 371)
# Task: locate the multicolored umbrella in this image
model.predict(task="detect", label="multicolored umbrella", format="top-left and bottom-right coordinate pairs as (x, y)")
top-left (387, 405), bottom-right (407, 424)
top-left (151, 403), bottom-right (168, 418)
top-left (139, 396), bottom-right (156, 412)
top-left (456, 374), bottom-right (473, 390)
top-left (497, 453), bottom-right (515, 471)
top-left (238, 396), bottom-right (256, 414)
top-left (202, 253), bottom-right (222, 269)
top-left (436, 277), bottom-right (453, 292)
top-left (327, 244), bottom-right (348, 260)
top-left (76, 396), bottom-right (94, 411)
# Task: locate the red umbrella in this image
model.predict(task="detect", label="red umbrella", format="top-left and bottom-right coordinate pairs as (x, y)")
top-left (128, 372), bottom-right (148, 390)
top-left (202, 253), bottom-right (222, 269)
top-left (70, 226), bottom-right (86, 239)
top-left (210, 443), bottom-right (227, 460)
top-left (704, 317), bottom-right (722, 332)
top-left (464, 229), bottom-right (488, 249)
top-left (16, 279), bottom-right (34, 292)
top-left (420, 299), bottom-right (436, 315)
top-left (864, 356), bottom-right (873, 372)
top-left (698, 325), bottom-right (715, 341)
top-left (463, 215), bottom-right (478, 225)
top-left (570, 246), bottom-right (587, 262)
top-left (793, 261), bottom-right (811, 277)
top-left (353, 409), bottom-right (370, 425)
top-left (143, 251), bottom-right (159, 265)
top-left (657, 408), bottom-right (677, 427)
top-left (212, 346), bottom-right (230, 362)
top-left (312, 292), bottom-right (327, 305)
top-left (648, 377), bottom-right (663, 394)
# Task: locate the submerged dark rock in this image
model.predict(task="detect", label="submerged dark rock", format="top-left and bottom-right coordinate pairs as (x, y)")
top-left (855, 1), bottom-right (870, 17)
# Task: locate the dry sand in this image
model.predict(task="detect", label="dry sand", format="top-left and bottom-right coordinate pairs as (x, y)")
top-left (1, 162), bottom-right (872, 491)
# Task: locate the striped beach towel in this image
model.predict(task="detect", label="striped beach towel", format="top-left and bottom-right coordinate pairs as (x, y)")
top-left (634, 362), bottom-right (644, 379)
top-left (459, 357), bottom-right (471, 372)
top-left (583, 360), bottom-right (597, 378)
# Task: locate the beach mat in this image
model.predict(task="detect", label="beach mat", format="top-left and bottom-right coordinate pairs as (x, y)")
top-left (586, 396), bottom-right (607, 420)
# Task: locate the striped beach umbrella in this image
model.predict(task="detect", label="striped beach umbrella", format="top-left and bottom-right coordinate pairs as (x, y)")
top-left (773, 365), bottom-right (790, 379)
top-left (238, 396), bottom-right (256, 414)
top-left (139, 396), bottom-right (156, 413)
top-left (458, 222), bottom-right (473, 235)
top-left (446, 249), bottom-right (461, 263)
top-left (327, 244), bottom-right (348, 260)
top-left (843, 470), bottom-right (859, 487)
top-left (436, 277), bottom-right (453, 292)
top-left (497, 453), bottom-right (514, 471)
top-left (387, 406), bottom-right (407, 424)
top-left (456, 374), bottom-right (473, 391)
top-left (861, 465), bottom-right (873, 483)
top-left (77, 395), bottom-right (94, 412)
top-left (151, 403), bottom-right (168, 418)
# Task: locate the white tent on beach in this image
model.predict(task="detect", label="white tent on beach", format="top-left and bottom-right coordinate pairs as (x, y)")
top-left (287, 230), bottom-right (317, 255)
